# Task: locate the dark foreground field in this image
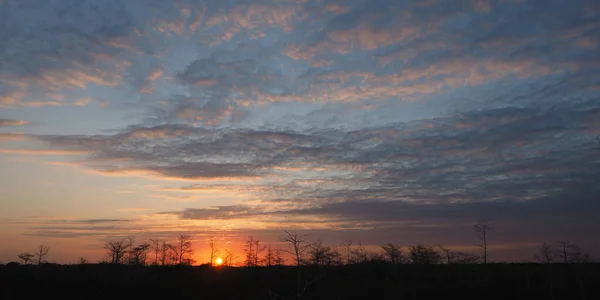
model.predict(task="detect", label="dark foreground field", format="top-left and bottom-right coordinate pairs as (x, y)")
top-left (1, 263), bottom-right (599, 300)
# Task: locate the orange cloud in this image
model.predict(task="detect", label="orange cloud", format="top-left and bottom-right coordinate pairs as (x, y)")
top-left (324, 4), bottom-right (350, 14)
top-left (399, 56), bottom-right (562, 89)
top-left (228, 4), bottom-right (307, 29)
top-left (139, 70), bottom-right (164, 94)
top-left (21, 101), bottom-right (65, 108)
top-left (0, 133), bottom-right (27, 141)
top-left (117, 207), bottom-right (152, 212)
top-left (189, 6), bottom-right (206, 32)
top-left (46, 161), bottom-right (81, 167)
top-left (0, 91), bottom-right (24, 106)
top-left (328, 24), bottom-right (421, 51)
top-left (176, 106), bottom-right (233, 125)
top-left (73, 97), bottom-right (92, 107)
top-left (123, 127), bottom-right (194, 140)
top-left (0, 119), bottom-right (27, 127)
top-left (282, 43), bottom-right (316, 62)
top-left (155, 19), bottom-right (187, 36)
top-left (194, 79), bottom-right (219, 87)
top-left (0, 79), bottom-right (28, 107)
top-left (0, 148), bottom-right (90, 155)
top-left (149, 194), bottom-right (197, 202)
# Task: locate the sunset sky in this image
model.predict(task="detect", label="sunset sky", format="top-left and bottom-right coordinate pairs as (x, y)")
top-left (1, 0), bottom-right (599, 264)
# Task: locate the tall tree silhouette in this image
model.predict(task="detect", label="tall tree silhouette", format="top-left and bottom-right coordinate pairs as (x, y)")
top-left (34, 245), bottom-right (50, 264)
top-left (556, 241), bottom-right (592, 263)
top-left (128, 243), bottom-right (150, 265)
top-left (381, 243), bottom-right (404, 264)
top-left (534, 242), bottom-right (554, 264)
top-left (103, 238), bottom-right (133, 264)
top-left (244, 236), bottom-right (256, 266)
top-left (254, 239), bottom-right (266, 266)
top-left (208, 237), bottom-right (218, 265)
top-left (341, 240), bottom-right (353, 265)
top-left (223, 248), bottom-right (235, 266)
top-left (149, 238), bottom-right (161, 265)
top-left (172, 235), bottom-right (194, 265)
top-left (280, 230), bottom-right (309, 266)
top-left (474, 220), bottom-right (493, 264)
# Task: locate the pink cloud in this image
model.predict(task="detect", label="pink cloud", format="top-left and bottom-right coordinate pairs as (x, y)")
top-left (328, 24), bottom-right (421, 51)
top-left (0, 119), bottom-right (28, 127)
top-left (0, 148), bottom-right (90, 155)
top-left (73, 97), bottom-right (92, 107)
top-left (0, 133), bottom-right (27, 141)
top-left (22, 101), bottom-right (65, 108)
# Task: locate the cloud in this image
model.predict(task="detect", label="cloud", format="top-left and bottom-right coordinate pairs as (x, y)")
top-left (0, 119), bottom-right (27, 127)
top-left (116, 208), bottom-right (151, 212)
top-left (0, 133), bottom-right (27, 141)
top-left (30, 100), bottom-right (600, 204)
top-left (0, 149), bottom-right (90, 155)
top-left (73, 97), bottom-right (92, 107)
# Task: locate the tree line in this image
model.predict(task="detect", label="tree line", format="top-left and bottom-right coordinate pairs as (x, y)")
top-left (102, 235), bottom-right (195, 266)
top-left (10, 221), bottom-right (594, 266)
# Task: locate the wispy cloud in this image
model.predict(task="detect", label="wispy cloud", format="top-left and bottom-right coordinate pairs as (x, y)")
top-left (0, 149), bottom-right (90, 155)
top-left (0, 133), bottom-right (27, 141)
top-left (0, 119), bottom-right (27, 127)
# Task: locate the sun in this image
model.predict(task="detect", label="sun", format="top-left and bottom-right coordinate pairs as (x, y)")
top-left (215, 257), bottom-right (223, 266)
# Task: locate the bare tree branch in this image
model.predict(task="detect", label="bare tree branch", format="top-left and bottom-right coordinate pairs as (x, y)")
top-left (279, 231), bottom-right (309, 267)
top-left (34, 245), bottom-right (50, 264)
top-left (474, 220), bottom-right (493, 264)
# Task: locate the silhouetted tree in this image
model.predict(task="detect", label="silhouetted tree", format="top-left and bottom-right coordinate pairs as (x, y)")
top-left (17, 253), bottom-right (34, 264)
top-left (208, 237), bottom-right (218, 265)
top-left (569, 245), bottom-right (592, 263)
top-left (244, 236), bottom-right (256, 266)
top-left (223, 248), bottom-right (235, 266)
top-left (103, 238), bottom-right (133, 264)
top-left (381, 243), bottom-right (404, 264)
top-left (474, 220), bottom-right (493, 264)
top-left (128, 243), bottom-right (150, 265)
top-left (349, 241), bottom-right (369, 264)
top-left (34, 245), bottom-right (50, 264)
top-left (264, 246), bottom-right (275, 267)
top-left (254, 239), bottom-right (266, 266)
top-left (534, 242), bottom-right (554, 264)
top-left (341, 239), bottom-right (353, 265)
top-left (274, 247), bottom-right (285, 266)
top-left (308, 239), bottom-right (342, 266)
top-left (172, 235), bottom-right (194, 265)
top-left (280, 230), bottom-right (309, 266)
top-left (556, 241), bottom-right (592, 263)
top-left (149, 238), bottom-right (161, 265)
top-left (408, 244), bottom-right (442, 264)
top-left (77, 257), bottom-right (88, 264)
top-left (159, 241), bottom-right (172, 265)
top-left (437, 244), bottom-right (452, 264)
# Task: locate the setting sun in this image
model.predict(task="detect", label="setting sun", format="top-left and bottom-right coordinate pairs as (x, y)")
top-left (215, 258), bottom-right (223, 266)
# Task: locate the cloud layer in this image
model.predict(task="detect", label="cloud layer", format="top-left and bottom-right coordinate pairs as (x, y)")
top-left (1, 0), bottom-right (599, 257)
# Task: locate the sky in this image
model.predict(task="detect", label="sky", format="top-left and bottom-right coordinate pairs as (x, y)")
top-left (1, 0), bottom-right (599, 264)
